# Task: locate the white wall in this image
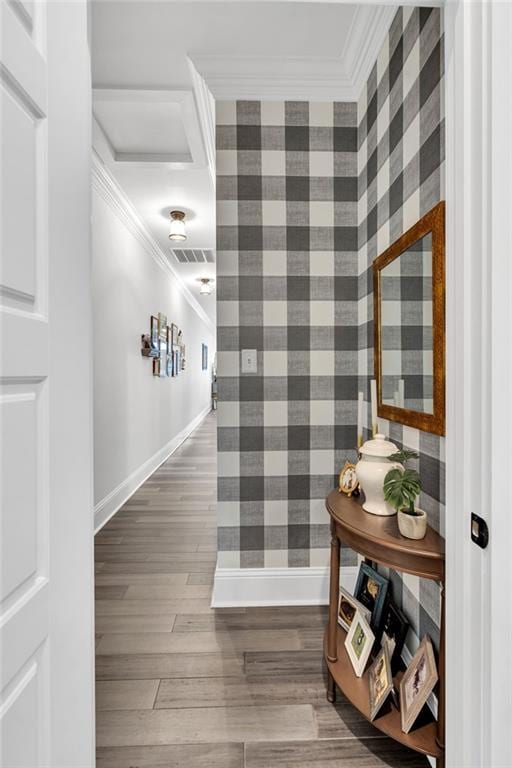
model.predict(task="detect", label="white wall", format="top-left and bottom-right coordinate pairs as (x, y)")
top-left (91, 179), bottom-right (215, 531)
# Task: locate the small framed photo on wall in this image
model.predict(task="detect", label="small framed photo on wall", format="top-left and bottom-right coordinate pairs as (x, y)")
top-left (150, 315), bottom-right (159, 352)
top-left (202, 343), bottom-right (208, 370)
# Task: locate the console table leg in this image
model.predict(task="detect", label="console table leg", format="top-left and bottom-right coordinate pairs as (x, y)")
top-left (327, 520), bottom-right (340, 663)
top-left (327, 670), bottom-right (336, 703)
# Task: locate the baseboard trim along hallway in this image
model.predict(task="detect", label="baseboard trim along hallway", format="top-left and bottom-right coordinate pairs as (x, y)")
top-left (211, 566), bottom-right (358, 608)
top-left (94, 404), bottom-right (212, 533)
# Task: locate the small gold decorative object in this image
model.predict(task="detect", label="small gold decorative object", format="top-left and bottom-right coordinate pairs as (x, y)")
top-left (338, 461), bottom-right (359, 497)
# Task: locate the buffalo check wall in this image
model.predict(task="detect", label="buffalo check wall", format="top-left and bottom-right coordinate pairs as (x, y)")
top-left (216, 100), bottom-right (359, 569)
top-left (216, 6), bottom-right (445, 648)
top-left (358, 6), bottom-right (445, 649)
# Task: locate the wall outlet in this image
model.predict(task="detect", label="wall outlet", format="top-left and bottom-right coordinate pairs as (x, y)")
top-left (241, 349), bottom-right (257, 374)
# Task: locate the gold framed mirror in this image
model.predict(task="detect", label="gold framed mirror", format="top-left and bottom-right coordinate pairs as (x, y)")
top-left (373, 202), bottom-right (445, 436)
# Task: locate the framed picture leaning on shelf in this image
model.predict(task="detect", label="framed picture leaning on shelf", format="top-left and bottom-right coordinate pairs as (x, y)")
top-left (379, 598), bottom-right (409, 673)
top-left (337, 587), bottom-right (371, 633)
top-left (368, 644), bottom-right (394, 721)
top-left (354, 562), bottom-right (389, 630)
top-left (400, 636), bottom-right (438, 733)
top-left (344, 609), bottom-right (375, 678)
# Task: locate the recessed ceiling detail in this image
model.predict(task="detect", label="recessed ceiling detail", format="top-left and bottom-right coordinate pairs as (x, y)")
top-left (172, 248), bottom-right (215, 264)
top-left (92, 89), bottom-right (208, 166)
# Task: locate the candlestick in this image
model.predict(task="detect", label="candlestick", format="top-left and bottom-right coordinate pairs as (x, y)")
top-left (370, 379), bottom-right (378, 437)
top-left (398, 378), bottom-right (404, 408)
top-left (357, 391), bottom-right (363, 448)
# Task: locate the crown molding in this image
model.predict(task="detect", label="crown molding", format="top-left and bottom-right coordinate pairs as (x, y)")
top-left (188, 58), bottom-right (216, 189)
top-left (191, 54), bottom-right (354, 101)
top-left (343, 5), bottom-right (396, 96)
top-left (191, 7), bottom-right (394, 102)
top-left (91, 151), bottom-right (215, 333)
top-left (159, 0), bottom-right (440, 4)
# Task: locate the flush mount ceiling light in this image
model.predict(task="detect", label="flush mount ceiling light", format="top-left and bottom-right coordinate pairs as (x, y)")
top-left (198, 278), bottom-right (214, 296)
top-left (168, 210), bottom-right (186, 241)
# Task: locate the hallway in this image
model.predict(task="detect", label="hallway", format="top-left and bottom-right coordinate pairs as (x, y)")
top-left (95, 412), bottom-right (427, 767)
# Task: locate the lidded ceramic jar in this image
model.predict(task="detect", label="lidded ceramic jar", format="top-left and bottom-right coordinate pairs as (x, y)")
top-left (355, 434), bottom-right (402, 516)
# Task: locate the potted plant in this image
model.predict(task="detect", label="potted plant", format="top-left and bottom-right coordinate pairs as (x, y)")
top-left (383, 450), bottom-right (427, 540)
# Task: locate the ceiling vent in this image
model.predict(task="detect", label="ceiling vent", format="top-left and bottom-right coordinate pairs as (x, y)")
top-left (172, 248), bottom-right (215, 264)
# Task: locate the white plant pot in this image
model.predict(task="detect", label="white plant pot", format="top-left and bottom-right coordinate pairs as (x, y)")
top-left (355, 434), bottom-right (401, 517)
top-left (397, 508), bottom-right (427, 540)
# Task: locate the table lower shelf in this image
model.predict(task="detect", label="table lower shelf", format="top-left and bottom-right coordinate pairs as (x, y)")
top-left (324, 627), bottom-right (443, 759)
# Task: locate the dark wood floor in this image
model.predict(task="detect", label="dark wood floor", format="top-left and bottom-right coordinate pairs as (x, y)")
top-left (95, 411), bottom-right (428, 767)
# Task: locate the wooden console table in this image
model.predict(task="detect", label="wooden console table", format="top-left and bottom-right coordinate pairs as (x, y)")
top-left (325, 490), bottom-right (445, 766)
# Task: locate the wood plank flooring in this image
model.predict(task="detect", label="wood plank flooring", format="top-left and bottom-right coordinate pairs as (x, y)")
top-left (95, 412), bottom-right (428, 767)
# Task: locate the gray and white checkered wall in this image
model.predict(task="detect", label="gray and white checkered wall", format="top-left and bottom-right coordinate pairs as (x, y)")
top-left (358, 6), bottom-right (444, 649)
top-left (216, 7), bottom-right (445, 649)
top-left (216, 100), bottom-right (359, 569)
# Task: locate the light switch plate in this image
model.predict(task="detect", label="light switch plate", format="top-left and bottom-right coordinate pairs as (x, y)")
top-left (241, 349), bottom-right (257, 374)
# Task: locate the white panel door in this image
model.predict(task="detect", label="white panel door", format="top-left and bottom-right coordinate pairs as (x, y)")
top-left (0, 2), bottom-right (94, 765)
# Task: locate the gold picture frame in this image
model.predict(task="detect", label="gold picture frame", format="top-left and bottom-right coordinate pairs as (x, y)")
top-left (338, 461), bottom-right (358, 496)
top-left (400, 636), bottom-right (438, 734)
top-left (368, 644), bottom-right (394, 721)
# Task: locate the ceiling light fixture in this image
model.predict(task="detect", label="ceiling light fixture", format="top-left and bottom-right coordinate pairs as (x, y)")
top-left (198, 278), bottom-right (214, 296)
top-left (168, 210), bottom-right (187, 241)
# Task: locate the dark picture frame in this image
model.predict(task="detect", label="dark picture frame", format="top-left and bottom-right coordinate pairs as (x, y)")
top-left (354, 562), bottom-right (389, 631)
top-left (202, 343), bottom-right (208, 371)
top-left (379, 598), bottom-right (410, 673)
top-left (150, 315), bottom-right (159, 352)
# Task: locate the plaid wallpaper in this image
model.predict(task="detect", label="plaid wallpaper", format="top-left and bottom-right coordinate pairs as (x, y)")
top-left (216, 7), bottom-right (445, 652)
top-left (216, 100), bottom-right (359, 569)
top-left (358, 6), bottom-right (445, 649)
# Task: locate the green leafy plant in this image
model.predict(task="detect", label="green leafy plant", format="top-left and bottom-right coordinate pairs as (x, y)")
top-left (383, 450), bottom-right (421, 516)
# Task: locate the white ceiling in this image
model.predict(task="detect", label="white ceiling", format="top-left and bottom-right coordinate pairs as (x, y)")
top-left (91, 1), bottom-right (396, 324)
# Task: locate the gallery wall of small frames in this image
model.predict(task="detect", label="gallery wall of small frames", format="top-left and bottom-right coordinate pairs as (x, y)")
top-left (141, 314), bottom-right (186, 378)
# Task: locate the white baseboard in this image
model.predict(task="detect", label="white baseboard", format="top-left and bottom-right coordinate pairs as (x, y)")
top-left (211, 566), bottom-right (358, 608)
top-left (94, 404), bottom-right (212, 533)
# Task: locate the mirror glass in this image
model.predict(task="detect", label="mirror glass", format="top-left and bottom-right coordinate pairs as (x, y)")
top-left (379, 232), bottom-right (433, 414)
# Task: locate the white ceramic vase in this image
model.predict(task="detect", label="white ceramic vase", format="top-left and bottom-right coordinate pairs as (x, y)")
top-left (355, 434), bottom-right (402, 516)
top-left (397, 508), bottom-right (427, 539)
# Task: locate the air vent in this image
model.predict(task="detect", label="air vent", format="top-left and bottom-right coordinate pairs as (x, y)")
top-left (173, 249), bottom-right (215, 264)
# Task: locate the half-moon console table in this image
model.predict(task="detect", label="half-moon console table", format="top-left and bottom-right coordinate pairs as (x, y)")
top-left (325, 490), bottom-right (445, 766)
